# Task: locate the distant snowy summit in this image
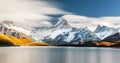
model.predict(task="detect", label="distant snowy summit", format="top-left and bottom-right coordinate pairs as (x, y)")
top-left (94, 25), bottom-right (120, 39)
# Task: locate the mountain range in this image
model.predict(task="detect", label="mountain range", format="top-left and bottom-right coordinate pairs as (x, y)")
top-left (0, 17), bottom-right (120, 46)
top-left (31, 17), bottom-right (120, 45)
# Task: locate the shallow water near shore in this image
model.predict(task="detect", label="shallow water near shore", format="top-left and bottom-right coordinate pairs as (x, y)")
top-left (0, 46), bottom-right (119, 63)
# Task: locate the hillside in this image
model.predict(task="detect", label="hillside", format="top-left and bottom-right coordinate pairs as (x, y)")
top-left (0, 33), bottom-right (49, 46)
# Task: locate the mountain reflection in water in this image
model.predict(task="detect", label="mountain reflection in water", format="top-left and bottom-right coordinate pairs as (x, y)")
top-left (0, 47), bottom-right (119, 63)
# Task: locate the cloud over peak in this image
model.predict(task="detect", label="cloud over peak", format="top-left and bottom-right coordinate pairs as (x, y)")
top-left (61, 15), bottom-right (120, 31)
top-left (1, 0), bottom-right (120, 31)
top-left (0, 0), bottom-right (72, 30)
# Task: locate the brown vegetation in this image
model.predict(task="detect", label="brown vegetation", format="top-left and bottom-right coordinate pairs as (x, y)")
top-left (94, 41), bottom-right (115, 47)
top-left (0, 33), bottom-right (49, 46)
top-left (25, 42), bottom-right (50, 46)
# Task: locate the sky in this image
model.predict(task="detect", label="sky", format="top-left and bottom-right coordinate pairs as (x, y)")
top-left (54, 0), bottom-right (120, 17)
top-left (0, 0), bottom-right (120, 31)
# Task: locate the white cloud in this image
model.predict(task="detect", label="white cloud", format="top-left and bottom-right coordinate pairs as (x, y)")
top-left (0, 0), bottom-right (72, 30)
top-left (1, 0), bottom-right (120, 32)
top-left (60, 15), bottom-right (120, 31)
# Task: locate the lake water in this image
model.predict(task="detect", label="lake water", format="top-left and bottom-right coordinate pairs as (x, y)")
top-left (0, 46), bottom-right (120, 63)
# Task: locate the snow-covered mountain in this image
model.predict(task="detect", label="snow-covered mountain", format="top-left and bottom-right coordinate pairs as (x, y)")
top-left (43, 27), bottom-right (100, 44)
top-left (32, 18), bottom-right (100, 44)
top-left (94, 25), bottom-right (119, 40)
top-left (0, 21), bottom-right (33, 40)
top-left (31, 17), bottom-right (72, 41)
top-left (53, 18), bottom-right (71, 29)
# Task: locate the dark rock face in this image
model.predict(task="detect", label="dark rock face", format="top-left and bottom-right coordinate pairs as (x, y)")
top-left (103, 32), bottom-right (120, 42)
top-left (54, 42), bottom-right (97, 47)
top-left (0, 41), bottom-right (14, 46)
top-left (111, 42), bottom-right (120, 47)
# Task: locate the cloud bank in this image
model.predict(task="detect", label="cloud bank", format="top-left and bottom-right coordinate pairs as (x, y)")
top-left (61, 15), bottom-right (120, 31)
top-left (1, 0), bottom-right (120, 31)
top-left (0, 0), bottom-right (72, 30)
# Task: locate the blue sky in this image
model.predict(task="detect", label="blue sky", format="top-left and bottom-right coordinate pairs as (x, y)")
top-left (47, 0), bottom-right (120, 17)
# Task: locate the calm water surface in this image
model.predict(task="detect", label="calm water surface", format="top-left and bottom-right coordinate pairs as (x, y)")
top-left (0, 46), bottom-right (120, 63)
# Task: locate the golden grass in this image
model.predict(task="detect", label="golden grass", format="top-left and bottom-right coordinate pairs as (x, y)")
top-left (25, 42), bottom-right (50, 46)
top-left (0, 33), bottom-right (49, 46)
top-left (7, 36), bottom-right (33, 45)
top-left (94, 41), bottom-right (115, 47)
top-left (0, 33), bottom-right (14, 44)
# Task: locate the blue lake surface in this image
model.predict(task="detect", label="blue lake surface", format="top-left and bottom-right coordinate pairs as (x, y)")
top-left (0, 47), bottom-right (120, 63)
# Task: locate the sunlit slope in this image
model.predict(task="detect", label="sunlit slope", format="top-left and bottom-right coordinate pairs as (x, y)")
top-left (7, 36), bottom-right (33, 45)
top-left (0, 33), bottom-right (14, 46)
top-left (0, 33), bottom-right (49, 46)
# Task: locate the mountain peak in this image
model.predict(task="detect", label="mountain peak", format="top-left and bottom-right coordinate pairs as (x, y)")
top-left (54, 17), bottom-right (71, 28)
top-left (96, 25), bottom-right (108, 29)
top-left (79, 26), bottom-right (89, 30)
top-left (0, 20), bottom-right (31, 37)
top-left (0, 21), bottom-right (14, 26)
top-left (94, 25), bottom-right (119, 40)
top-left (94, 25), bottom-right (112, 33)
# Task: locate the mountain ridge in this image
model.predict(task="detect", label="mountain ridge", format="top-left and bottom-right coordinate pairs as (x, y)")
top-left (94, 25), bottom-right (119, 39)
top-left (0, 21), bottom-right (34, 41)
top-left (32, 18), bottom-right (100, 44)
